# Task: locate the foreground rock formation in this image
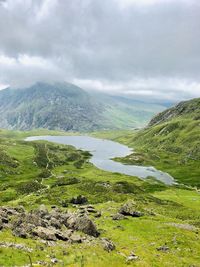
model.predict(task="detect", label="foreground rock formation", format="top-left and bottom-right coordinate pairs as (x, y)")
top-left (0, 205), bottom-right (100, 243)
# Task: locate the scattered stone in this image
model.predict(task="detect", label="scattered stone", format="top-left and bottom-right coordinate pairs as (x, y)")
top-left (87, 207), bottom-right (96, 213)
top-left (35, 261), bottom-right (47, 266)
top-left (126, 252), bottom-right (139, 262)
top-left (51, 258), bottom-right (59, 264)
top-left (94, 212), bottom-right (101, 218)
top-left (0, 242), bottom-right (33, 252)
top-left (1, 217), bottom-right (9, 224)
top-left (70, 195), bottom-right (88, 205)
top-left (101, 238), bottom-right (115, 252)
top-left (119, 201), bottom-right (143, 217)
top-left (112, 213), bottom-right (126, 220)
top-left (157, 245), bottom-right (169, 252)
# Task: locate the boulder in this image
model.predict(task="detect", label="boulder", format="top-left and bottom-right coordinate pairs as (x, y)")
top-left (13, 226), bottom-right (28, 238)
top-left (119, 201), bottom-right (143, 217)
top-left (70, 195), bottom-right (88, 205)
top-left (49, 217), bottom-right (62, 229)
top-left (101, 238), bottom-right (115, 252)
top-left (32, 226), bottom-right (57, 241)
top-left (66, 214), bottom-right (99, 237)
top-left (70, 233), bottom-right (82, 243)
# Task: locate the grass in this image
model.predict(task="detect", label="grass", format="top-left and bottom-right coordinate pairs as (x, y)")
top-left (0, 129), bottom-right (199, 266)
top-left (112, 117), bottom-right (200, 187)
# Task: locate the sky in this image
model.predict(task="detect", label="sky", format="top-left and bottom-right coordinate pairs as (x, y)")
top-left (0, 0), bottom-right (200, 101)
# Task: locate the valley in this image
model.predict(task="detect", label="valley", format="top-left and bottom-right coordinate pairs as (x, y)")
top-left (0, 94), bottom-right (199, 266)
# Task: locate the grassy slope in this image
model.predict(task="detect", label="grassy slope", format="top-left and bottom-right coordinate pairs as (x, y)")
top-left (0, 129), bottom-right (200, 266)
top-left (114, 99), bottom-right (200, 187)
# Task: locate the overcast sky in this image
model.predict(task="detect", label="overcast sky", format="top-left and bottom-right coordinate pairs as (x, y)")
top-left (0, 0), bottom-right (200, 101)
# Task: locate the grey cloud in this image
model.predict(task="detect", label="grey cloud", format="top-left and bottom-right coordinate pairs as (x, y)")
top-left (0, 0), bottom-right (199, 100)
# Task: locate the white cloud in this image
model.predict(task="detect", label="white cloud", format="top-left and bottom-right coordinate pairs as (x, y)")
top-left (0, 55), bottom-right (16, 66)
top-left (0, 0), bottom-right (199, 100)
top-left (74, 77), bottom-right (200, 101)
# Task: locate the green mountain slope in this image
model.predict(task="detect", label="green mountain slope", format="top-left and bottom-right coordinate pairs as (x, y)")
top-left (117, 98), bottom-right (200, 187)
top-left (92, 93), bottom-right (166, 129)
top-left (0, 82), bottom-right (166, 131)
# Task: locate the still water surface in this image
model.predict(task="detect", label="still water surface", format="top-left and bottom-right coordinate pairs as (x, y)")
top-left (26, 135), bottom-right (174, 185)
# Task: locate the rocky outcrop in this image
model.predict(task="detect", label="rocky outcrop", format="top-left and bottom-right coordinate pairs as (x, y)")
top-left (0, 205), bottom-right (99, 242)
top-left (149, 98), bottom-right (200, 126)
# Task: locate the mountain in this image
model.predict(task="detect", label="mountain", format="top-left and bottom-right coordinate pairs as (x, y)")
top-left (117, 98), bottom-right (200, 186)
top-left (0, 82), bottom-right (102, 131)
top-left (149, 98), bottom-right (200, 126)
top-left (0, 82), bottom-right (166, 131)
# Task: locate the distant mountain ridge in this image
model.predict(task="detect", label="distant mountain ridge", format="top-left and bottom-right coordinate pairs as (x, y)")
top-left (0, 82), bottom-right (167, 131)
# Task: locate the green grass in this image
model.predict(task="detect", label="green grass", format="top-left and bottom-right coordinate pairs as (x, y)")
top-left (0, 129), bottom-right (200, 266)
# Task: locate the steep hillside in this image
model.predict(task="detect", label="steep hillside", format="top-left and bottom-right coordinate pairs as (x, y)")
top-left (0, 82), bottom-right (102, 132)
top-left (0, 82), bottom-right (166, 132)
top-left (88, 92), bottom-right (166, 129)
top-left (117, 98), bottom-right (200, 187)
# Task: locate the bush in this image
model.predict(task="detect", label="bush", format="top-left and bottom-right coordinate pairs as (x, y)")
top-left (54, 177), bottom-right (80, 186)
top-left (16, 181), bottom-right (46, 194)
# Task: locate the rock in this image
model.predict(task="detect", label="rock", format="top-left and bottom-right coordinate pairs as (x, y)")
top-left (13, 226), bottom-right (28, 238)
top-left (49, 217), bottom-right (61, 229)
top-left (32, 227), bottom-right (57, 241)
top-left (70, 233), bottom-right (82, 243)
top-left (119, 201), bottom-right (143, 217)
top-left (70, 195), bottom-right (88, 205)
top-left (51, 258), bottom-right (59, 264)
top-left (14, 206), bottom-right (25, 213)
top-left (112, 213), bottom-right (126, 220)
top-left (38, 204), bottom-right (49, 217)
top-left (1, 217), bottom-right (9, 224)
top-left (126, 252), bottom-right (139, 262)
top-left (0, 219), bottom-right (3, 230)
top-left (0, 242), bottom-right (33, 252)
top-left (157, 245), bottom-right (169, 252)
top-left (94, 212), bottom-right (101, 218)
top-left (101, 238), bottom-right (115, 252)
top-left (87, 207), bottom-right (96, 213)
top-left (55, 231), bottom-right (70, 241)
top-left (66, 214), bottom-right (99, 237)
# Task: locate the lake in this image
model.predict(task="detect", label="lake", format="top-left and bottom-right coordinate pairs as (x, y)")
top-left (25, 135), bottom-right (174, 185)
